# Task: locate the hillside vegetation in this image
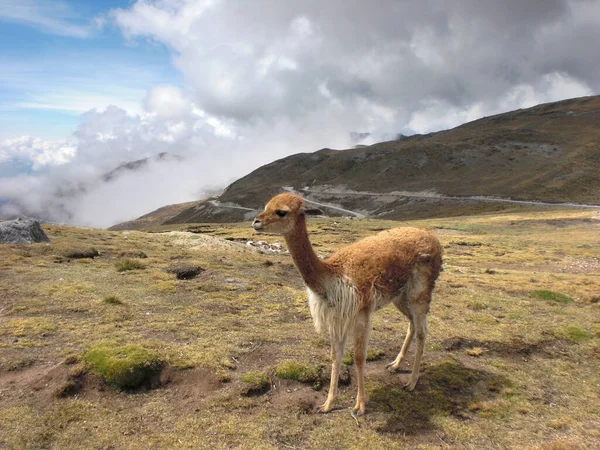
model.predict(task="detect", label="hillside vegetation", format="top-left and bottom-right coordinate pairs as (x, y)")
top-left (1, 209), bottom-right (599, 448)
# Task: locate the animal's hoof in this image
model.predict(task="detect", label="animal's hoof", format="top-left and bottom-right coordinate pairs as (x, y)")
top-left (352, 406), bottom-right (366, 417)
top-left (316, 403), bottom-right (333, 414)
top-left (386, 362), bottom-right (399, 372)
top-left (404, 380), bottom-right (417, 391)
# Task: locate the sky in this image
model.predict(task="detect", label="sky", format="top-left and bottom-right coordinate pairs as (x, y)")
top-left (1, 0), bottom-right (599, 227)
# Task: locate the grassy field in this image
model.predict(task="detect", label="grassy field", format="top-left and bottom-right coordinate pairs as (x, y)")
top-left (0, 208), bottom-right (599, 449)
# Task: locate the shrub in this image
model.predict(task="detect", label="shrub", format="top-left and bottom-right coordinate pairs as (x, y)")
top-left (83, 343), bottom-right (163, 389)
top-left (166, 263), bottom-right (205, 280)
top-left (62, 247), bottom-right (99, 259)
top-left (467, 301), bottom-right (489, 311)
top-left (118, 250), bottom-right (147, 259)
top-left (529, 290), bottom-right (572, 304)
top-left (115, 258), bottom-right (146, 272)
top-left (102, 295), bottom-right (123, 305)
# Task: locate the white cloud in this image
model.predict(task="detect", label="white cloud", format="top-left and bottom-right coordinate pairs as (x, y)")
top-left (0, 0), bottom-right (99, 38)
top-left (14, 91), bottom-right (145, 116)
top-left (110, 0), bottom-right (600, 129)
top-left (408, 72), bottom-right (593, 134)
top-left (144, 85), bottom-right (191, 119)
top-left (0, 136), bottom-right (76, 170)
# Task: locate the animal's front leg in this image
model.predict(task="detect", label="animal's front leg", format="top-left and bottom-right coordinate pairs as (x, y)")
top-left (318, 337), bottom-right (345, 413)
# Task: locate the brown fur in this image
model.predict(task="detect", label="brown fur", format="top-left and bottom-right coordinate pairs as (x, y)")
top-left (326, 227), bottom-right (442, 308)
top-left (253, 193), bottom-right (442, 415)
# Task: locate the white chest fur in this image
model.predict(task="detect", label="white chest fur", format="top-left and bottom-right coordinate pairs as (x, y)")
top-left (306, 276), bottom-right (360, 339)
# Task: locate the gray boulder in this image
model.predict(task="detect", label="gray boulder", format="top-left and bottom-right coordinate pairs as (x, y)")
top-left (0, 218), bottom-right (51, 244)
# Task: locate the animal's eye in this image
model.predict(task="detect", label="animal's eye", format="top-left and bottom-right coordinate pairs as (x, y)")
top-left (275, 210), bottom-right (288, 218)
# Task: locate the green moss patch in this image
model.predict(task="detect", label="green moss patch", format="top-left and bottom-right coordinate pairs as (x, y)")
top-left (343, 348), bottom-right (385, 365)
top-left (275, 360), bottom-right (320, 383)
top-left (83, 343), bottom-right (164, 389)
top-left (342, 351), bottom-right (353, 365)
top-left (240, 370), bottom-right (270, 395)
top-left (553, 325), bottom-right (593, 343)
top-left (529, 290), bottom-right (572, 304)
top-left (367, 348), bottom-right (385, 361)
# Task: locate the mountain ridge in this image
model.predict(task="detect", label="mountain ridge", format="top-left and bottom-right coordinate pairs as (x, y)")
top-left (112, 95), bottom-right (600, 228)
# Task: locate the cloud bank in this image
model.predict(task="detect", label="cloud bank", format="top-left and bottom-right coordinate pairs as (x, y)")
top-left (2, 0), bottom-right (599, 227)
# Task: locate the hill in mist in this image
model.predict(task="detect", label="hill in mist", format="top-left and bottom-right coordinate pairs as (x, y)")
top-left (0, 153), bottom-right (183, 224)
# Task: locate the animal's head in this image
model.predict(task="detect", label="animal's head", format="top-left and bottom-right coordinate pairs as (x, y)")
top-left (252, 193), bottom-right (323, 235)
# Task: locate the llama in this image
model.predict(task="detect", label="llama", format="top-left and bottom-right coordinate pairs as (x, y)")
top-left (252, 193), bottom-right (442, 415)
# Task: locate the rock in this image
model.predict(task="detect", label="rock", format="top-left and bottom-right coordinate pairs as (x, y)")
top-left (245, 239), bottom-right (288, 254)
top-left (0, 217), bottom-right (50, 244)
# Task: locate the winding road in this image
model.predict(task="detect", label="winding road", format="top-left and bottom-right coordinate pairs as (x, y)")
top-left (208, 187), bottom-right (600, 220)
top-left (293, 186), bottom-right (600, 212)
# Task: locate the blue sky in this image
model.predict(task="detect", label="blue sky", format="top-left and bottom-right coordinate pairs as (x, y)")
top-left (0, 0), bottom-right (180, 140)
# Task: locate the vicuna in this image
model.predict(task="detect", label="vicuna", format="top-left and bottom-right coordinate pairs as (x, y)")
top-left (253, 193), bottom-right (442, 415)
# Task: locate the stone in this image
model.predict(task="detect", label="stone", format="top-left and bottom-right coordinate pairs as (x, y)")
top-left (0, 217), bottom-right (50, 244)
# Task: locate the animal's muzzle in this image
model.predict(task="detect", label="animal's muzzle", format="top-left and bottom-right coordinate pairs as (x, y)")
top-left (252, 219), bottom-right (262, 230)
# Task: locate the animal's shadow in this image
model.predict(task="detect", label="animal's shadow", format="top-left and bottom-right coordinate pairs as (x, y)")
top-left (368, 360), bottom-right (511, 435)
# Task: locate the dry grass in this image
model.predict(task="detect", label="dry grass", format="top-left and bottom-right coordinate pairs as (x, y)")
top-left (0, 209), bottom-right (598, 448)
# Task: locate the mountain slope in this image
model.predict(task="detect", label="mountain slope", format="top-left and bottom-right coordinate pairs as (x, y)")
top-left (108, 200), bottom-right (202, 231)
top-left (129, 95), bottom-right (600, 226)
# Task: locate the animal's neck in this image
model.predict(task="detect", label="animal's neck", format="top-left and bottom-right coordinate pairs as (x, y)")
top-left (284, 214), bottom-right (330, 293)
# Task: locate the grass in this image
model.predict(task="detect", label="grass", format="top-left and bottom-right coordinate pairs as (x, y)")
top-left (114, 258), bottom-right (146, 272)
top-left (117, 250), bottom-right (147, 258)
top-left (83, 343), bottom-right (164, 389)
top-left (0, 209), bottom-right (599, 448)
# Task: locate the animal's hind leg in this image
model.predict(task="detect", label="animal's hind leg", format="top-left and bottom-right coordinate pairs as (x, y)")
top-left (386, 320), bottom-right (414, 372)
top-left (400, 264), bottom-right (433, 390)
top-left (405, 302), bottom-right (429, 391)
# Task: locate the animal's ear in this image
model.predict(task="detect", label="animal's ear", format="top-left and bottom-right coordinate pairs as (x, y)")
top-left (303, 207), bottom-right (324, 216)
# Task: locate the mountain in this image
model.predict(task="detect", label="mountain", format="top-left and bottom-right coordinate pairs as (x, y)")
top-left (102, 152), bottom-right (184, 182)
top-left (115, 95), bottom-right (600, 227)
